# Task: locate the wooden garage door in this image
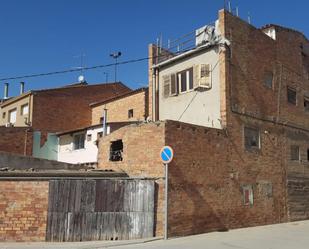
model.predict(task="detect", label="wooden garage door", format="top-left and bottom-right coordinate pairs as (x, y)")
top-left (46, 179), bottom-right (155, 241)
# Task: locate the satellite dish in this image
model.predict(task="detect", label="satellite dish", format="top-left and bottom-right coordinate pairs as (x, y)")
top-left (78, 75), bottom-right (85, 83)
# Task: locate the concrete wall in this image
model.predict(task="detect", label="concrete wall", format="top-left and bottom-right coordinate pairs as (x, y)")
top-left (0, 181), bottom-right (49, 242)
top-left (0, 94), bottom-right (33, 127)
top-left (158, 49), bottom-right (222, 129)
top-left (91, 89), bottom-right (148, 125)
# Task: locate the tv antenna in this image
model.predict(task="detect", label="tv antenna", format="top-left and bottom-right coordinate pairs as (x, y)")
top-left (73, 53), bottom-right (87, 83)
top-left (110, 51), bottom-right (122, 82)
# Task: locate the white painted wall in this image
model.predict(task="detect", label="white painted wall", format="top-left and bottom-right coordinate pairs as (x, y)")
top-left (58, 126), bottom-right (110, 164)
top-left (159, 48), bottom-right (222, 129)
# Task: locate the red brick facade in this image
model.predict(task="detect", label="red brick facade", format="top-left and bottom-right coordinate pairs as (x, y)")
top-left (0, 181), bottom-right (49, 241)
top-left (0, 127), bottom-right (33, 156)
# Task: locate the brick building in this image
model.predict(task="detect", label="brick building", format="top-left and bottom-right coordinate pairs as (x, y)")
top-left (98, 9), bottom-right (309, 238)
top-left (0, 81), bottom-right (131, 156)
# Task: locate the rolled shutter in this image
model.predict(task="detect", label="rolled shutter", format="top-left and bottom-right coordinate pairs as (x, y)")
top-left (163, 75), bottom-right (171, 98)
top-left (170, 73), bottom-right (178, 96)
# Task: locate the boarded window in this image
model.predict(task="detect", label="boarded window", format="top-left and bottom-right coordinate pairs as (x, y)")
top-left (244, 127), bottom-right (260, 150)
top-left (291, 145), bottom-right (300, 161)
top-left (110, 140), bottom-right (123, 161)
top-left (287, 87), bottom-right (297, 105)
top-left (242, 185), bottom-right (253, 206)
top-left (304, 98), bottom-right (309, 111)
top-left (128, 109), bottom-right (134, 118)
top-left (264, 72), bottom-right (273, 88)
top-left (73, 134), bottom-right (85, 150)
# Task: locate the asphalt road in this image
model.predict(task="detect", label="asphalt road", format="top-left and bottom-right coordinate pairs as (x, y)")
top-left (1, 221), bottom-right (308, 249)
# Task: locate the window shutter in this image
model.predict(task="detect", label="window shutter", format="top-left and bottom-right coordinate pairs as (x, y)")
top-left (193, 65), bottom-right (199, 89)
top-left (200, 64), bottom-right (212, 88)
top-left (163, 75), bottom-right (171, 98)
top-left (170, 73), bottom-right (178, 96)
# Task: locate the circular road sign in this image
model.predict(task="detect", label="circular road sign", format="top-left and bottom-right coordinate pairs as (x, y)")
top-left (160, 146), bottom-right (174, 164)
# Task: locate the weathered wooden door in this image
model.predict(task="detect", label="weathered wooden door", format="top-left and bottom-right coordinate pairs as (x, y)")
top-left (46, 179), bottom-right (155, 241)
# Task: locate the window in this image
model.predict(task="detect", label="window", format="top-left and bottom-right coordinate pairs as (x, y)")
top-left (86, 134), bottom-right (92, 142)
top-left (264, 72), bottom-right (273, 88)
top-left (128, 109), bottom-right (134, 118)
top-left (291, 145), bottom-right (300, 161)
top-left (244, 127), bottom-right (260, 150)
top-left (97, 132), bottom-right (103, 139)
top-left (21, 104), bottom-right (29, 115)
top-left (242, 185), bottom-right (253, 206)
top-left (2, 112), bottom-right (5, 119)
top-left (304, 98), bottom-right (309, 112)
top-left (73, 134), bottom-right (85, 150)
top-left (8, 109), bottom-right (17, 124)
top-left (109, 140), bottom-right (123, 161)
top-left (287, 87), bottom-right (297, 105)
top-left (177, 67), bottom-right (193, 93)
top-left (307, 149), bottom-right (309, 161)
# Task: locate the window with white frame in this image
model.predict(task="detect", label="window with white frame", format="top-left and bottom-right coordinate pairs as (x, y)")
top-left (21, 104), bottom-right (29, 115)
top-left (177, 67), bottom-right (193, 93)
top-left (73, 133), bottom-right (85, 150)
top-left (8, 109), bottom-right (17, 124)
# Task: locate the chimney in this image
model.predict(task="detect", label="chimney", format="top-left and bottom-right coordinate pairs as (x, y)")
top-left (20, 82), bottom-right (25, 95)
top-left (4, 83), bottom-right (9, 99)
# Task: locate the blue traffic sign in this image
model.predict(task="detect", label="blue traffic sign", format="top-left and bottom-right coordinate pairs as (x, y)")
top-left (160, 146), bottom-right (174, 164)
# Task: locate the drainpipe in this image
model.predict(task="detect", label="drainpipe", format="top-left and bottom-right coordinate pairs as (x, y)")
top-left (103, 108), bottom-right (108, 136)
top-left (152, 71), bottom-right (156, 121)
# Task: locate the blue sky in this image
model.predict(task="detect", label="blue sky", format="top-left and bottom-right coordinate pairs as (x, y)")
top-left (0, 0), bottom-right (308, 97)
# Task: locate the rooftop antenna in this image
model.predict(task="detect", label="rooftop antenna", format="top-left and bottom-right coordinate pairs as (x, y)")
top-left (110, 51), bottom-right (122, 82)
top-left (248, 12), bottom-right (251, 24)
top-left (73, 53), bottom-right (86, 83)
top-left (236, 6), bottom-right (239, 17)
top-left (228, 1), bottom-right (231, 12)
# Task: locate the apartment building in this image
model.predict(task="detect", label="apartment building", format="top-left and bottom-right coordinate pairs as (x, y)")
top-left (97, 9), bottom-right (309, 238)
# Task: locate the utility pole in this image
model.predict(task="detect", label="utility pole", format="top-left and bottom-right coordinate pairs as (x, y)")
top-left (110, 51), bottom-right (122, 82)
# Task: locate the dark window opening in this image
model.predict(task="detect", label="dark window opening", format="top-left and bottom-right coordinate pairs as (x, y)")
top-left (244, 127), bottom-right (260, 150)
top-left (291, 145), bottom-right (300, 161)
top-left (97, 132), bottom-right (103, 139)
top-left (264, 72), bottom-right (273, 88)
top-left (109, 140), bottom-right (123, 161)
top-left (100, 117), bottom-right (104, 124)
top-left (307, 149), bottom-right (309, 161)
top-left (73, 134), bottom-right (85, 150)
top-left (2, 112), bottom-right (5, 119)
top-left (304, 98), bottom-right (309, 112)
top-left (128, 109), bottom-right (134, 118)
top-left (86, 134), bottom-right (92, 141)
top-left (287, 87), bottom-right (297, 105)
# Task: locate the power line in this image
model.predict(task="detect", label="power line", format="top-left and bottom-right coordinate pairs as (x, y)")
top-left (0, 45), bottom-right (201, 82)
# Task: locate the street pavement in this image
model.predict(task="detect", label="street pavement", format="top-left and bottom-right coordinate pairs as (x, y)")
top-left (1, 221), bottom-right (309, 249)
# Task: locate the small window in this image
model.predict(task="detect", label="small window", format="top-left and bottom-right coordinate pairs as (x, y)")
top-left (21, 104), bottom-right (29, 115)
top-left (73, 134), bottom-right (85, 150)
top-left (2, 112), bottom-right (5, 119)
top-left (291, 145), bottom-right (300, 161)
top-left (244, 127), bottom-right (260, 150)
top-left (264, 72), bottom-right (273, 88)
top-left (304, 98), bottom-right (309, 112)
top-left (8, 109), bottom-right (17, 124)
top-left (86, 134), bottom-right (92, 142)
top-left (242, 185), bottom-right (253, 206)
top-left (97, 132), bottom-right (103, 140)
top-left (307, 149), bottom-right (309, 161)
top-left (109, 140), bottom-right (123, 161)
top-left (128, 109), bottom-right (134, 118)
top-left (287, 87), bottom-right (297, 105)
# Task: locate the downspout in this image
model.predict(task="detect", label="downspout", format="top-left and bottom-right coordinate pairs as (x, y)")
top-left (28, 94), bottom-right (32, 126)
top-left (24, 129), bottom-right (28, 155)
top-left (152, 70), bottom-right (156, 121)
top-left (155, 68), bottom-right (159, 121)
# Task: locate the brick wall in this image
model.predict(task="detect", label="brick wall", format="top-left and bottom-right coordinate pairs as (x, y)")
top-left (32, 83), bottom-right (131, 132)
top-left (0, 127), bottom-right (33, 156)
top-left (91, 89), bottom-right (148, 125)
top-left (98, 122), bottom-right (165, 236)
top-left (0, 181), bottom-right (49, 242)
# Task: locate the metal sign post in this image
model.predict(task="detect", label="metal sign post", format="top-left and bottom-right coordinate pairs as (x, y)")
top-left (160, 146), bottom-right (174, 241)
